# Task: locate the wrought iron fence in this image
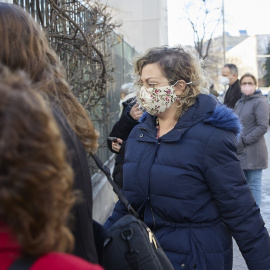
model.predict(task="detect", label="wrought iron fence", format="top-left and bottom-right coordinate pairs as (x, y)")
top-left (12, 0), bottom-right (138, 173)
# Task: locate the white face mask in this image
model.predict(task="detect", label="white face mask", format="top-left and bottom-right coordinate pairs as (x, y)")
top-left (219, 76), bottom-right (230, 86)
top-left (138, 81), bottom-right (182, 115)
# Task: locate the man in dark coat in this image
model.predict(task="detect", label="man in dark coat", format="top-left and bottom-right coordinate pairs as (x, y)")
top-left (222, 64), bottom-right (242, 108)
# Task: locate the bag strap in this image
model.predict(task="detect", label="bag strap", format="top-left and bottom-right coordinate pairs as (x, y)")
top-left (8, 257), bottom-right (36, 270)
top-left (91, 153), bottom-right (139, 219)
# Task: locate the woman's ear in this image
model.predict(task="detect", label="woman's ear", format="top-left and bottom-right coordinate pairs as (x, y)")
top-left (174, 80), bottom-right (186, 95)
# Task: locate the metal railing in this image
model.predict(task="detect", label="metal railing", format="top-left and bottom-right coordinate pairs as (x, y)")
top-left (13, 0), bottom-right (138, 173)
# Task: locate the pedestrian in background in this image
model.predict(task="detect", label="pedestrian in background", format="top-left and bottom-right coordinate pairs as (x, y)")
top-left (105, 45), bottom-right (270, 270)
top-left (209, 83), bottom-right (219, 97)
top-left (0, 67), bottom-right (103, 270)
top-left (234, 73), bottom-right (269, 207)
top-left (220, 63), bottom-right (242, 108)
top-left (0, 3), bottom-right (100, 264)
top-left (107, 83), bottom-right (143, 190)
top-left (118, 83), bottom-right (137, 116)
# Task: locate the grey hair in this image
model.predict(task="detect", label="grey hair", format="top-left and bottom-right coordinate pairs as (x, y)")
top-left (224, 64), bottom-right (238, 76)
top-left (121, 83), bottom-right (135, 95)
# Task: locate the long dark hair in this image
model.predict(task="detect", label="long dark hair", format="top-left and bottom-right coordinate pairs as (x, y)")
top-left (0, 3), bottom-right (99, 153)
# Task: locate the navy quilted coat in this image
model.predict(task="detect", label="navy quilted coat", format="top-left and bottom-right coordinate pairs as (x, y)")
top-left (105, 94), bottom-right (270, 270)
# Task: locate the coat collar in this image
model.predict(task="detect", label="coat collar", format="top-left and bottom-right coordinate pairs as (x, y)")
top-left (230, 79), bottom-right (240, 89)
top-left (241, 90), bottom-right (264, 100)
top-left (138, 94), bottom-right (241, 141)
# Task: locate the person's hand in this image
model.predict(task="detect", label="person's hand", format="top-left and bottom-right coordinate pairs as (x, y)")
top-left (112, 138), bottom-right (123, 153)
top-left (130, 103), bottom-right (143, 120)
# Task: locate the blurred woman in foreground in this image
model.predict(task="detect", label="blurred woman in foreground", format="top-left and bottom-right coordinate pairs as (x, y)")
top-left (0, 3), bottom-right (100, 263)
top-left (0, 67), bottom-right (103, 270)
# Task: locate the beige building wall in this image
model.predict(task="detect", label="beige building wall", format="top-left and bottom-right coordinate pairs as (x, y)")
top-left (98, 0), bottom-right (168, 53)
top-left (226, 36), bottom-right (258, 79)
top-left (226, 34), bottom-right (270, 86)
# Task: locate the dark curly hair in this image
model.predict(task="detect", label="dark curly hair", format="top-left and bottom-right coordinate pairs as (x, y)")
top-left (133, 45), bottom-right (209, 118)
top-left (0, 3), bottom-right (99, 154)
top-left (0, 66), bottom-right (76, 256)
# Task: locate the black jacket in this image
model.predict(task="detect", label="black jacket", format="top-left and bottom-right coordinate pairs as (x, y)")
top-left (53, 107), bottom-right (98, 264)
top-left (107, 99), bottom-right (139, 189)
top-left (223, 79), bottom-right (242, 108)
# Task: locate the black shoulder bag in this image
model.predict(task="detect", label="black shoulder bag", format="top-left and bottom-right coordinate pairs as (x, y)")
top-left (91, 154), bottom-right (174, 270)
top-left (8, 257), bottom-right (36, 270)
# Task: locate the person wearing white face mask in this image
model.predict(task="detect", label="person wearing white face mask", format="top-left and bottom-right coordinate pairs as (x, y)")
top-left (234, 73), bottom-right (269, 207)
top-left (105, 46), bottom-right (270, 270)
top-left (220, 64), bottom-right (242, 108)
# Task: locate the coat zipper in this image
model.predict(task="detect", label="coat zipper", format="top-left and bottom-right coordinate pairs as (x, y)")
top-left (150, 203), bottom-right (157, 231)
top-left (138, 125), bottom-right (159, 231)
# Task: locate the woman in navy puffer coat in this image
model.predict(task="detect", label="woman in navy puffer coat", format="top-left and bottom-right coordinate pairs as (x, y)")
top-left (104, 46), bottom-right (270, 270)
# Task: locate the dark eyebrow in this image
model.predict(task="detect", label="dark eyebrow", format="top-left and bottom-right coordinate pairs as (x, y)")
top-left (145, 77), bottom-right (159, 82)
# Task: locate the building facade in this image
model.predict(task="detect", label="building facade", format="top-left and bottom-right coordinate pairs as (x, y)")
top-left (98, 0), bottom-right (168, 54)
top-left (226, 35), bottom-right (270, 87)
top-left (203, 33), bottom-right (270, 92)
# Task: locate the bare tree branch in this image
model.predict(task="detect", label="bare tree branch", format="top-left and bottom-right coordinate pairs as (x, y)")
top-left (184, 1), bottom-right (222, 60)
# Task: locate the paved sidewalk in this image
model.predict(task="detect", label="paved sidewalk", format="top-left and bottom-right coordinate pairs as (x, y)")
top-left (232, 130), bottom-right (270, 269)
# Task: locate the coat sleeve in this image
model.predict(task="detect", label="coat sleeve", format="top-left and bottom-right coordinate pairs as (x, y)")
top-left (103, 199), bottom-right (129, 229)
top-left (107, 104), bottom-right (139, 153)
top-left (242, 98), bottom-right (269, 146)
top-left (104, 129), bottom-right (139, 229)
top-left (204, 128), bottom-right (270, 270)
